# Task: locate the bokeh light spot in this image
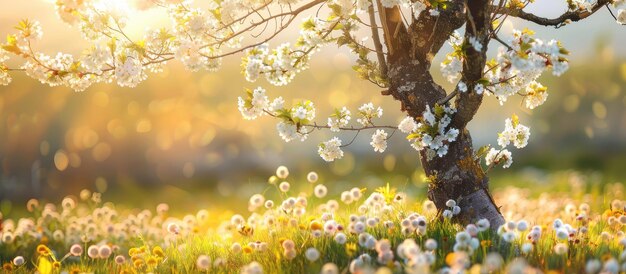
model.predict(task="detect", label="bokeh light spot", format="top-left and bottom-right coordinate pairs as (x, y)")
top-left (54, 150), bottom-right (69, 171)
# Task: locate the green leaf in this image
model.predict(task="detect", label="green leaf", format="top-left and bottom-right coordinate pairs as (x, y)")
top-left (406, 133), bottom-right (421, 140)
top-left (477, 78), bottom-right (491, 86)
top-left (511, 114), bottom-right (519, 128)
top-left (328, 4), bottom-right (343, 17)
top-left (475, 145), bottom-right (491, 159)
top-left (301, 19), bottom-right (316, 30)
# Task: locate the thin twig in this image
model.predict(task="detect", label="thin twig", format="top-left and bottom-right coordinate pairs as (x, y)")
top-left (368, 3), bottom-right (388, 77)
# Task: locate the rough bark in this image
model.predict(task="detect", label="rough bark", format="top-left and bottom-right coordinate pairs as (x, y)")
top-left (377, 0), bottom-right (505, 229)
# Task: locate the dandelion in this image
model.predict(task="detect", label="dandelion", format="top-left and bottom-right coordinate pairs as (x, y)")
top-left (586, 259), bottom-right (601, 274)
top-left (231, 243), bottom-right (242, 253)
top-left (156, 203), bottom-right (169, 215)
top-left (353, 222), bottom-right (366, 234)
top-left (87, 245), bottom-right (99, 259)
top-left (214, 258), bottom-right (226, 268)
top-left (476, 218), bottom-right (490, 232)
top-left (68, 244), bottom-right (82, 257)
top-left (279, 182), bottom-right (290, 192)
top-left (465, 224), bottom-right (478, 237)
top-left (321, 263), bottom-right (339, 274)
top-left (99, 245), bottom-right (112, 259)
top-left (249, 194), bottom-right (265, 209)
top-left (556, 228), bottom-right (569, 240)
top-left (323, 220), bottom-right (337, 234)
top-left (12, 256), bottom-right (24, 266)
top-left (283, 249), bottom-right (297, 260)
top-left (314, 184), bottom-right (328, 198)
top-left (341, 191), bottom-right (354, 204)
top-left (307, 171), bottom-right (318, 183)
top-left (484, 253), bottom-right (503, 272)
top-left (282, 239), bottom-right (295, 250)
top-left (505, 221), bottom-right (517, 231)
top-left (241, 261), bottom-right (263, 274)
top-left (276, 165), bottom-right (289, 179)
top-left (334, 232), bottom-right (347, 244)
top-left (452, 205), bottom-right (461, 215)
top-left (425, 239), bottom-right (438, 251)
top-left (446, 199), bottom-right (456, 207)
top-left (115, 255), bottom-right (126, 265)
top-left (264, 200), bottom-right (274, 209)
top-left (167, 222), bottom-right (180, 234)
top-left (554, 243), bottom-right (568, 255)
top-left (521, 243), bottom-right (533, 254)
top-left (502, 231), bottom-right (517, 242)
top-left (603, 258), bottom-right (619, 273)
top-left (517, 220), bottom-right (529, 231)
top-left (196, 255), bottom-right (211, 271)
top-left (305, 247), bottom-right (320, 262)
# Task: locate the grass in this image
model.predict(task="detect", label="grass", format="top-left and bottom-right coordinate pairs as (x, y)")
top-left (1, 168), bottom-right (625, 273)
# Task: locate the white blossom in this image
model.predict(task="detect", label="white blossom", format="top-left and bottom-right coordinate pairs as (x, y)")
top-left (318, 137), bottom-right (344, 161)
top-left (370, 129), bottom-right (388, 153)
top-left (406, 105), bottom-right (458, 157)
top-left (327, 107), bottom-right (351, 132)
top-left (412, 2), bottom-right (427, 18)
top-left (115, 55), bottom-right (145, 88)
top-left (357, 103), bottom-right (383, 126)
top-left (617, 9), bottom-right (626, 24)
top-left (497, 116), bottom-right (530, 149)
top-left (457, 81), bottom-right (467, 93)
top-left (474, 83), bottom-right (484, 95)
top-left (485, 148), bottom-right (513, 168)
top-left (524, 81), bottom-right (548, 109)
top-left (469, 36), bottom-right (483, 51)
top-left (238, 87), bottom-right (269, 120)
top-left (277, 121), bottom-right (307, 142)
top-left (398, 116), bottom-right (418, 133)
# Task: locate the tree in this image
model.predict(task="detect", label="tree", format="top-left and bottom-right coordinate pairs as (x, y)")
top-left (1, 0), bottom-right (625, 228)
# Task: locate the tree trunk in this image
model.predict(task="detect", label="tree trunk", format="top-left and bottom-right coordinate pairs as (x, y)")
top-left (385, 59), bottom-right (505, 229)
top-left (378, 0), bottom-right (504, 229)
top-left (421, 130), bottom-right (504, 228)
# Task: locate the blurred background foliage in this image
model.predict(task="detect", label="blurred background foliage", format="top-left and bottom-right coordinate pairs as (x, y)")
top-left (0, 1), bottom-right (625, 215)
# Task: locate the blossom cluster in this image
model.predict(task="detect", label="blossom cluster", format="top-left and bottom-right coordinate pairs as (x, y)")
top-left (402, 105), bottom-right (459, 159)
top-left (2, 0), bottom-right (350, 92)
top-left (485, 29), bottom-right (569, 105)
top-left (484, 114), bottom-right (530, 169)
top-left (237, 93), bottom-right (392, 161)
top-left (242, 43), bottom-right (307, 86)
top-left (440, 28), bottom-right (569, 110)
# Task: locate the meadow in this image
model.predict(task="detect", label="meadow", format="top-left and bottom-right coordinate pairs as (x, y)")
top-left (0, 2), bottom-right (625, 273)
top-left (1, 166), bottom-right (626, 274)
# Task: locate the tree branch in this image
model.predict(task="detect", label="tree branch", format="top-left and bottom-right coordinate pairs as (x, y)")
top-left (408, 1), bottom-right (465, 66)
top-left (368, 3), bottom-right (388, 77)
top-left (453, 0), bottom-right (490, 129)
top-left (375, 0), bottom-right (410, 64)
top-left (493, 0), bottom-right (611, 28)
